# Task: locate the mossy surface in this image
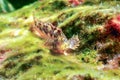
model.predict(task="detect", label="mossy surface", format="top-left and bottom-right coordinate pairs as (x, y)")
top-left (0, 0), bottom-right (120, 80)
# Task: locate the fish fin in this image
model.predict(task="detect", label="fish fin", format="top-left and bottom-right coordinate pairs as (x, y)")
top-left (68, 35), bottom-right (80, 50)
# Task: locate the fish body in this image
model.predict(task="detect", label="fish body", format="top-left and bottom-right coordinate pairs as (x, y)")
top-left (31, 17), bottom-right (80, 55)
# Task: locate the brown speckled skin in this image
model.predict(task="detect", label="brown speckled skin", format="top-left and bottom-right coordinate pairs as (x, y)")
top-left (31, 17), bottom-right (80, 55)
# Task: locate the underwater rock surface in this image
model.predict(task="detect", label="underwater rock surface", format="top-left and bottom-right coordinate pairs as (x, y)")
top-left (0, 0), bottom-right (120, 80)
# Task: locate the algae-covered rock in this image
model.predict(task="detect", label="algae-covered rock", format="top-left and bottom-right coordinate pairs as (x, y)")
top-left (0, 0), bottom-right (120, 80)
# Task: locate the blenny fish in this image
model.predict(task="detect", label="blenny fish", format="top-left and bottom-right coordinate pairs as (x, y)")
top-left (30, 17), bottom-right (80, 55)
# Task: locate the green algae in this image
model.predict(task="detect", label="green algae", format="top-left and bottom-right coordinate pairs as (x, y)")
top-left (0, 0), bottom-right (120, 80)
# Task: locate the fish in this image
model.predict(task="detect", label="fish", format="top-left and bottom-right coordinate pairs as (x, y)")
top-left (30, 16), bottom-right (80, 55)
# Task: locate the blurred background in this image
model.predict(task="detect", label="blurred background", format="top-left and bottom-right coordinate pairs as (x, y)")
top-left (0, 0), bottom-right (37, 13)
top-left (1, 0), bottom-right (120, 13)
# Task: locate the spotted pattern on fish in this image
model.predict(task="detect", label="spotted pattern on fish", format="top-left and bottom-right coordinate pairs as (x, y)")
top-left (30, 17), bottom-right (80, 55)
